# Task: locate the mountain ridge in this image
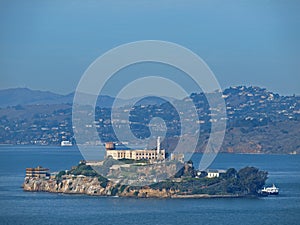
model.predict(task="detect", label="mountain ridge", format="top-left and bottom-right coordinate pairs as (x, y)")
top-left (0, 88), bottom-right (177, 108)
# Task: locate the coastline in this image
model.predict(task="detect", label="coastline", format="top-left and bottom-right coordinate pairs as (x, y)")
top-left (170, 194), bottom-right (243, 199)
top-left (22, 176), bottom-right (245, 199)
top-left (22, 151), bottom-right (269, 199)
top-left (23, 191), bottom-right (245, 199)
top-left (22, 171), bottom-right (257, 199)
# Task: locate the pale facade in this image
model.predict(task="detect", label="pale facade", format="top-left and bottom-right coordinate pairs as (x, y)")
top-left (106, 149), bottom-right (166, 160)
top-left (207, 171), bottom-right (220, 178)
top-left (207, 169), bottom-right (226, 178)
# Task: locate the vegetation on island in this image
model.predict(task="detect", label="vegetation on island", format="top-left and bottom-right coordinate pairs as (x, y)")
top-left (150, 166), bottom-right (267, 196)
top-left (56, 164), bottom-right (109, 186)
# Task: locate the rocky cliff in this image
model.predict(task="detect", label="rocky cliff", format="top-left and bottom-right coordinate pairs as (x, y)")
top-left (22, 176), bottom-right (177, 198)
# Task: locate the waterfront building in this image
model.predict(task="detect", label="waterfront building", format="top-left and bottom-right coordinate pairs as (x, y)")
top-left (26, 166), bottom-right (50, 178)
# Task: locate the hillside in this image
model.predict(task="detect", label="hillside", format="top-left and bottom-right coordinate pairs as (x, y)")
top-left (0, 86), bottom-right (299, 154)
top-left (0, 88), bottom-right (173, 108)
top-left (0, 88), bottom-right (72, 107)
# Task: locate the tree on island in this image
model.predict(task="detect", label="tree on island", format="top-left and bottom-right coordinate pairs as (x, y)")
top-left (237, 167), bottom-right (268, 194)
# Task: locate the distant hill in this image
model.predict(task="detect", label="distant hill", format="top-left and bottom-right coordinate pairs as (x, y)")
top-left (0, 88), bottom-right (125, 108)
top-left (0, 86), bottom-right (299, 154)
top-left (0, 88), bottom-right (175, 108)
top-left (0, 88), bottom-right (68, 107)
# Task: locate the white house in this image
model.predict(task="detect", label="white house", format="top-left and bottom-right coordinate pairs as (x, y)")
top-left (207, 169), bottom-right (226, 178)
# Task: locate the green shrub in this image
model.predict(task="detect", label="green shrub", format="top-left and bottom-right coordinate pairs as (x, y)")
top-left (120, 185), bottom-right (127, 193)
top-left (100, 180), bottom-right (108, 188)
top-left (111, 187), bottom-right (118, 196)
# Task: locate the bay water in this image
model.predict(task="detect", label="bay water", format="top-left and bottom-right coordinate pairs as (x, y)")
top-left (0, 146), bottom-right (299, 225)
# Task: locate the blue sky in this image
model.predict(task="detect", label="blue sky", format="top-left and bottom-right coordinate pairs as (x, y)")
top-left (0, 0), bottom-right (299, 96)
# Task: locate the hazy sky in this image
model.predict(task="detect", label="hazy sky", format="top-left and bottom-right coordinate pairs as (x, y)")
top-left (0, 0), bottom-right (299, 96)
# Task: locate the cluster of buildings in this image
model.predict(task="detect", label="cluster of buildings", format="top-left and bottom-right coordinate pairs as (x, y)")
top-left (103, 138), bottom-right (225, 179)
top-left (25, 138), bottom-right (226, 180)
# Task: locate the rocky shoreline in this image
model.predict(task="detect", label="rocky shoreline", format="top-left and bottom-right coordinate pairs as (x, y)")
top-left (23, 161), bottom-right (269, 199)
top-left (23, 176), bottom-right (245, 199)
top-left (23, 176), bottom-right (178, 198)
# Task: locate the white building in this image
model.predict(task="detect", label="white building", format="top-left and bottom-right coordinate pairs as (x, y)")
top-left (207, 169), bottom-right (226, 178)
top-left (105, 137), bottom-right (165, 161)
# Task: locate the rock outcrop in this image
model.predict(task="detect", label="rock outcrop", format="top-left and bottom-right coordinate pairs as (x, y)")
top-left (22, 176), bottom-right (178, 198)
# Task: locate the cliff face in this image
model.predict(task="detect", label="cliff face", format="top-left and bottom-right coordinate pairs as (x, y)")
top-left (22, 177), bottom-right (176, 198)
top-left (23, 177), bottom-right (107, 195)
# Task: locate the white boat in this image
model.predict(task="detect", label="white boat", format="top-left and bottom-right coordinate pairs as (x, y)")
top-left (260, 184), bottom-right (279, 195)
top-left (61, 141), bottom-right (72, 147)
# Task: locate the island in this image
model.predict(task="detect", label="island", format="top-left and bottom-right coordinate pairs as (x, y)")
top-left (23, 142), bottom-right (268, 198)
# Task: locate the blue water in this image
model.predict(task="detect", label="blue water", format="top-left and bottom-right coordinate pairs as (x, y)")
top-left (0, 146), bottom-right (299, 225)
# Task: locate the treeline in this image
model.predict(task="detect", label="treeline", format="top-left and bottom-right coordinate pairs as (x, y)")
top-left (150, 166), bottom-right (268, 196)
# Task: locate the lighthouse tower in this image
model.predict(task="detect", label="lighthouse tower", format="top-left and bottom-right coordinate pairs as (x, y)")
top-left (157, 136), bottom-right (161, 159)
